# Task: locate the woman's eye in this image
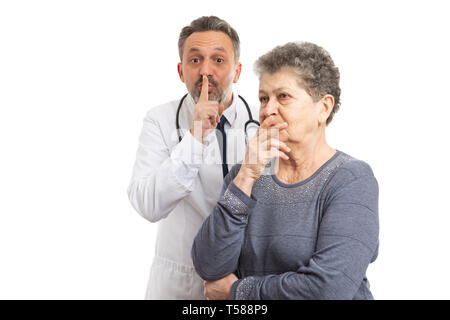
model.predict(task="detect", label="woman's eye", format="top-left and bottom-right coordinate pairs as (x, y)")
top-left (279, 93), bottom-right (289, 99)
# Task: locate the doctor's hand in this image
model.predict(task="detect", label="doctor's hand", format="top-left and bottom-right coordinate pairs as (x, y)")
top-left (233, 116), bottom-right (290, 197)
top-left (190, 75), bottom-right (225, 143)
top-left (204, 273), bottom-right (238, 300)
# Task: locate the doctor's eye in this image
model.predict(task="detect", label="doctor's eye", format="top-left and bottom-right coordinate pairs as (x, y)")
top-left (216, 58), bottom-right (224, 63)
top-left (191, 58), bottom-right (200, 63)
top-left (259, 96), bottom-right (269, 103)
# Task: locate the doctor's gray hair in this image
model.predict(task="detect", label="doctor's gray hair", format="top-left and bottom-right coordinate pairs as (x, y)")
top-left (254, 42), bottom-right (341, 125)
top-left (178, 16), bottom-right (240, 62)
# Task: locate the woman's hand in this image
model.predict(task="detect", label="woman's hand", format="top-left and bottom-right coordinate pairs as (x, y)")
top-left (204, 273), bottom-right (238, 300)
top-left (233, 116), bottom-right (290, 196)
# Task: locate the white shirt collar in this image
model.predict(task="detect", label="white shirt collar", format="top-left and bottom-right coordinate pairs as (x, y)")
top-left (221, 91), bottom-right (238, 126)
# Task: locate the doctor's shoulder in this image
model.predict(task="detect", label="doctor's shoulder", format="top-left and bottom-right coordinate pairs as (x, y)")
top-left (139, 99), bottom-right (181, 148)
top-left (143, 99), bottom-right (179, 127)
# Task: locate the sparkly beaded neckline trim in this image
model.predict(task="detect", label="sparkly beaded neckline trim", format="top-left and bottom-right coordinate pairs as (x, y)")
top-left (270, 150), bottom-right (342, 188)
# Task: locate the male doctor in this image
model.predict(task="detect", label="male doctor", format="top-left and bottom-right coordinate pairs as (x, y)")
top-left (127, 16), bottom-right (257, 299)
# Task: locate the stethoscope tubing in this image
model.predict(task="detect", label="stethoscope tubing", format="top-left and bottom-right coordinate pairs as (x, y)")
top-left (176, 93), bottom-right (259, 143)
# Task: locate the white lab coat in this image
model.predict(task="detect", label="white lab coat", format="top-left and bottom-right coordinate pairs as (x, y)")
top-left (127, 93), bottom-right (256, 299)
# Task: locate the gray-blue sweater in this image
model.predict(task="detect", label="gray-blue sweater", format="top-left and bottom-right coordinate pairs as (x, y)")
top-left (191, 151), bottom-right (379, 300)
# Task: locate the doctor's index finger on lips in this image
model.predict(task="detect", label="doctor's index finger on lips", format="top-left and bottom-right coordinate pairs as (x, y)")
top-left (200, 75), bottom-right (223, 125)
top-left (199, 74), bottom-right (210, 102)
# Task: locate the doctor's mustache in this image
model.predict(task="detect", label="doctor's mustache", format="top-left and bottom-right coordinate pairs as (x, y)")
top-left (194, 76), bottom-right (219, 89)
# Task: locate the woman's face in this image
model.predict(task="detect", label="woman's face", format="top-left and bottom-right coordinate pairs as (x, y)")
top-left (258, 68), bottom-right (324, 144)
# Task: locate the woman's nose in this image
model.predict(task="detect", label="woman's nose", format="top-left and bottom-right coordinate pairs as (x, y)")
top-left (264, 98), bottom-right (279, 117)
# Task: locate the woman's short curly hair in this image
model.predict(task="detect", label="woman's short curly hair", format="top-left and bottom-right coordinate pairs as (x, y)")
top-left (254, 42), bottom-right (341, 125)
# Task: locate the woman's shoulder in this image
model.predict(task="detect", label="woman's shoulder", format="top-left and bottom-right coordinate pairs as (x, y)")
top-left (336, 152), bottom-right (375, 178)
top-left (324, 151), bottom-right (377, 192)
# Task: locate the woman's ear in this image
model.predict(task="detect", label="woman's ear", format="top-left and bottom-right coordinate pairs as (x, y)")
top-left (318, 94), bottom-right (335, 125)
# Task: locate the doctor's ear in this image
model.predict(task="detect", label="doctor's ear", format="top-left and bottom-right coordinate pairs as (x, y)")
top-left (233, 62), bottom-right (242, 83)
top-left (177, 63), bottom-right (185, 83)
top-left (318, 94), bottom-right (334, 125)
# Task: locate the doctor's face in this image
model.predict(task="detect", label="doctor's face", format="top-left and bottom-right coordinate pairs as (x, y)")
top-left (178, 31), bottom-right (241, 105)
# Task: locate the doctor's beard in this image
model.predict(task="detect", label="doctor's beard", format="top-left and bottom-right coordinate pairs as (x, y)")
top-left (191, 76), bottom-right (228, 105)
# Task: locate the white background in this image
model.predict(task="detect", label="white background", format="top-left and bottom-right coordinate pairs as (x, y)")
top-left (1, 0), bottom-right (449, 299)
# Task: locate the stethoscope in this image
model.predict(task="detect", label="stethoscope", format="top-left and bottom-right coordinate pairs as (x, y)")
top-left (175, 93), bottom-right (260, 144)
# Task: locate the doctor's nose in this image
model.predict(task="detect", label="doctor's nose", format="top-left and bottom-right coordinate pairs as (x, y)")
top-left (199, 61), bottom-right (213, 77)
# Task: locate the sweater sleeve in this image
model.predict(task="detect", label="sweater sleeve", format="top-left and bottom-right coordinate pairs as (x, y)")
top-left (230, 166), bottom-right (379, 300)
top-left (191, 164), bottom-right (256, 281)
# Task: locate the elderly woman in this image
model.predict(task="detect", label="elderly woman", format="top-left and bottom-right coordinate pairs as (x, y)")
top-left (191, 42), bottom-right (379, 300)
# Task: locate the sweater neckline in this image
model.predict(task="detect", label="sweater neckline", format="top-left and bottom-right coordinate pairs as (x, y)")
top-left (270, 150), bottom-right (341, 188)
